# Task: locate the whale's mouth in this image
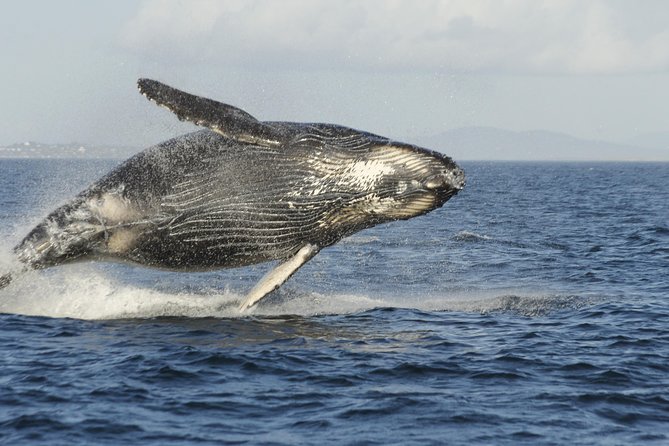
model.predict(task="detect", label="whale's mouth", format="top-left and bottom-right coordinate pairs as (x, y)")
top-left (421, 166), bottom-right (466, 199)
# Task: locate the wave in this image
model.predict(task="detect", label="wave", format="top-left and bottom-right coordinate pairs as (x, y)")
top-left (452, 230), bottom-right (493, 242)
top-left (0, 264), bottom-right (595, 320)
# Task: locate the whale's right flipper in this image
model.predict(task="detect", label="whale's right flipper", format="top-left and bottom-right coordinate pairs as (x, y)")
top-left (137, 78), bottom-right (286, 147)
top-left (238, 244), bottom-right (320, 312)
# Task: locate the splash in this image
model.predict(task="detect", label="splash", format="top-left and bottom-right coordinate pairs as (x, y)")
top-left (0, 260), bottom-right (593, 320)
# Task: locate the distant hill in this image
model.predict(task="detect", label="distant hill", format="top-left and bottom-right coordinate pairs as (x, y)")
top-left (416, 127), bottom-right (668, 161)
top-left (2, 128), bottom-right (667, 161)
top-left (0, 141), bottom-right (139, 159)
top-left (624, 131), bottom-right (669, 152)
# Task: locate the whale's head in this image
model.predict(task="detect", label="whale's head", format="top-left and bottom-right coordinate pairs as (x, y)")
top-left (361, 142), bottom-right (465, 220)
top-left (313, 141), bottom-right (465, 235)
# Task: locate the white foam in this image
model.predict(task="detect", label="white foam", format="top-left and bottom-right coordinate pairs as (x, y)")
top-left (0, 261), bottom-right (591, 320)
top-left (0, 270), bottom-right (229, 320)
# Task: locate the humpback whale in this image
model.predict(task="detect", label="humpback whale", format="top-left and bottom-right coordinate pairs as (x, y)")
top-left (0, 79), bottom-right (465, 311)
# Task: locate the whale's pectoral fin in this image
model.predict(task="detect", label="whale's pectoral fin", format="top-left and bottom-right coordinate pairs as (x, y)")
top-left (238, 243), bottom-right (320, 312)
top-left (137, 78), bottom-right (285, 147)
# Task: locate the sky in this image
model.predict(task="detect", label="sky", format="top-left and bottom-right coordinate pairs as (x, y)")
top-left (1, 0), bottom-right (668, 159)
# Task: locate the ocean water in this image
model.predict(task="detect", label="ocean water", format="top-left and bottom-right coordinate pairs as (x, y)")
top-left (0, 159), bottom-right (667, 445)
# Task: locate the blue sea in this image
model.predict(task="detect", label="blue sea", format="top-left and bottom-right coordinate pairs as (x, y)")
top-left (0, 159), bottom-right (667, 445)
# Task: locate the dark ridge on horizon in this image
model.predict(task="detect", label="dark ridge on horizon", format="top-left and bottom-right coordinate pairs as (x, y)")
top-left (416, 126), bottom-right (668, 162)
top-left (2, 127), bottom-right (668, 161)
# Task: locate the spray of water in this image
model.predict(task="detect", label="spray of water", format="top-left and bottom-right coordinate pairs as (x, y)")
top-left (0, 251), bottom-right (592, 320)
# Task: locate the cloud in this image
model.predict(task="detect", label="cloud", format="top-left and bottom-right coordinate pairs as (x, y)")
top-left (120, 0), bottom-right (669, 75)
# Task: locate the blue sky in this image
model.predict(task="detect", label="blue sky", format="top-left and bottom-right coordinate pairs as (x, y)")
top-left (1, 0), bottom-right (668, 159)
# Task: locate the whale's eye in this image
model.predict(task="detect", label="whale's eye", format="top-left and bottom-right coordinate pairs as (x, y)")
top-left (423, 175), bottom-right (447, 190)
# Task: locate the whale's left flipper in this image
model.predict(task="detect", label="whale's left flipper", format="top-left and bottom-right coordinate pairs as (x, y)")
top-left (137, 78), bottom-right (285, 147)
top-left (238, 244), bottom-right (320, 312)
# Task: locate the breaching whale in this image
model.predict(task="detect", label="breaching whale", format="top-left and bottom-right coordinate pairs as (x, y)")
top-left (0, 79), bottom-right (465, 311)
